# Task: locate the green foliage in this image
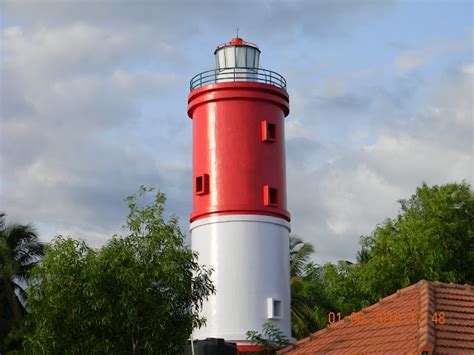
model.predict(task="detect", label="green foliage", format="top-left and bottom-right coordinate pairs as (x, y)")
top-left (289, 236), bottom-right (335, 339)
top-left (290, 236), bottom-right (314, 278)
top-left (318, 182), bottom-right (474, 315)
top-left (317, 261), bottom-right (370, 316)
top-left (0, 213), bottom-right (43, 352)
top-left (24, 186), bottom-right (215, 354)
top-left (360, 182), bottom-right (474, 299)
top-left (289, 236), bottom-right (318, 339)
top-left (300, 262), bottom-right (340, 328)
top-left (246, 322), bottom-right (290, 354)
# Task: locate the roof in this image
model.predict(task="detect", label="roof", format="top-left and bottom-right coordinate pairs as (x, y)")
top-left (214, 37), bottom-right (260, 54)
top-left (278, 280), bottom-right (474, 354)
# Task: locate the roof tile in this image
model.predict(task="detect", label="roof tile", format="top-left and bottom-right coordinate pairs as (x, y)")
top-left (277, 281), bottom-right (474, 354)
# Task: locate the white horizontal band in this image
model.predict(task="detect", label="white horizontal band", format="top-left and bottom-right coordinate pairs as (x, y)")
top-left (190, 214), bottom-right (291, 232)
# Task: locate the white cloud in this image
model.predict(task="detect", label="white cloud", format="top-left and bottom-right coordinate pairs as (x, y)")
top-left (393, 34), bottom-right (473, 74)
top-left (286, 120), bottom-right (313, 140)
top-left (461, 63), bottom-right (474, 74)
top-left (394, 47), bottom-right (436, 73)
top-left (287, 63), bottom-right (473, 263)
top-left (0, 20), bottom-right (189, 244)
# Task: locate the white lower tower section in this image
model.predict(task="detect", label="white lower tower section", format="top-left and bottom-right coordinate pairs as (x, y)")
top-left (190, 214), bottom-right (291, 343)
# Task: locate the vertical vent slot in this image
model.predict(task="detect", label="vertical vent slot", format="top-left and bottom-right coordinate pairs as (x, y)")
top-left (263, 185), bottom-right (278, 206)
top-left (195, 174), bottom-right (209, 195)
top-left (261, 120), bottom-right (276, 142)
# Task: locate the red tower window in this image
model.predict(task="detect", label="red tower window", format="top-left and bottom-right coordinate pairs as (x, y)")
top-left (195, 174), bottom-right (209, 195)
top-left (263, 185), bottom-right (278, 206)
top-left (261, 121), bottom-right (276, 142)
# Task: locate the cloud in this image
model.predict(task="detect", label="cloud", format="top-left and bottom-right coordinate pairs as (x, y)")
top-left (2, 0), bottom-right (395, 37)
top-left (287, 63), bottom-right (473, 263)
top-left (394, 47), bottom-right (436, 73)
top-left (461, 63), bottom-right (474, 74)
top-left (393, 34), bottom-right (473, 74)
top-left (1, 25), bottom-right (179, 80)
top-left (0, 20), bottom-right (188, 245)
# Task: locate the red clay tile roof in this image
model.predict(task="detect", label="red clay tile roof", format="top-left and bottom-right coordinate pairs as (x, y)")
top-left (278, 280), bottom-right (474, 354)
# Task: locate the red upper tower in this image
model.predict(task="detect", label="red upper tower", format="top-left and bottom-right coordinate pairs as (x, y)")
top-left (187, 37), bottom-right (290, 222)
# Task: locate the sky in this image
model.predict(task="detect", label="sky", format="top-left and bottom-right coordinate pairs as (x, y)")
top-left (1, 0), bottom-right (472, 263)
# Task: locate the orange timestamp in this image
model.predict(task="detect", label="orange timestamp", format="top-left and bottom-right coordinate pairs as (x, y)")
top-left (327, 311), bottom-right (446, 326)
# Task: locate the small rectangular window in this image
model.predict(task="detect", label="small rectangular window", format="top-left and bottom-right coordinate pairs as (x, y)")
top-left (195, 174), bottom-right (209, 195)
top-left (263, 185), bottom-right (278, 206)
top-left (261, 121), bottom-right (276, 142)
top-left (267, 298), bottom-right (282, 319)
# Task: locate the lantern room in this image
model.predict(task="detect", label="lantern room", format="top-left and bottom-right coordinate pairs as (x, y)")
top-left (214, 37), bottom-right (260, 69)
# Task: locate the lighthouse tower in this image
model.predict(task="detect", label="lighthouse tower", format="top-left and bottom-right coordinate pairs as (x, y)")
top-left (188, 37), bottom-right (291, 348)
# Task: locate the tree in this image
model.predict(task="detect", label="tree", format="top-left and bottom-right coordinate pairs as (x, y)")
top-left (0, 213), bottom-right (43, 352)
top-left (319, 182), bottom-right (474, 314)
top-left (290, 236), bottom-right (314, 278)
top-left (290, 236), bottom-right (335, 339)
top-left (300, 262), bottom-right (341, 328)
top-left (24, 186), bottom-right (215, 354)
top-left (289, 236), bottom-right (326, 339)
top-left (246, 322), bottom-right (290, 354)
top-left (359, 181), bottom-right (474, 302)
top-left (316, 261), bottom-right (369, 316)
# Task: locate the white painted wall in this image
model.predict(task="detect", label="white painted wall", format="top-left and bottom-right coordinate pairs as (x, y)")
top-left (190, 214), bottom-right (291, 342)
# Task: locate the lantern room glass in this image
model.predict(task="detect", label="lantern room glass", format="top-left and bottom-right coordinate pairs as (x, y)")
top-left (215, 45), bottom-right (260, 69)
top-left (224, 47), bottom-right (235, 67)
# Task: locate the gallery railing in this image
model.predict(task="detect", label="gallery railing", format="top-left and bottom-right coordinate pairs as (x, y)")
top-left (190, 67), bottom-right (287, 91)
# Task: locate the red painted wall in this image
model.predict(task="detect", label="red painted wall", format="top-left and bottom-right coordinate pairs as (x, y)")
top-left (188, 82), bottom-right (290, 222)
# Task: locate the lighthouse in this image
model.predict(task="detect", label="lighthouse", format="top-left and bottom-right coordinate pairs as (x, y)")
top-left (188, 37), bottom-right (291, 349)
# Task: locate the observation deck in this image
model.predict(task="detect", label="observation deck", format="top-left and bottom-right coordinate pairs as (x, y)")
top-left (190, 67), bottom-right (287, 91)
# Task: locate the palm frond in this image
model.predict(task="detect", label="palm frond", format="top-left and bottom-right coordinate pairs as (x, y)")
top-left (0, 214), bottom-right (42, 347)
top-left (290, 235), bottom-right (315, 278)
